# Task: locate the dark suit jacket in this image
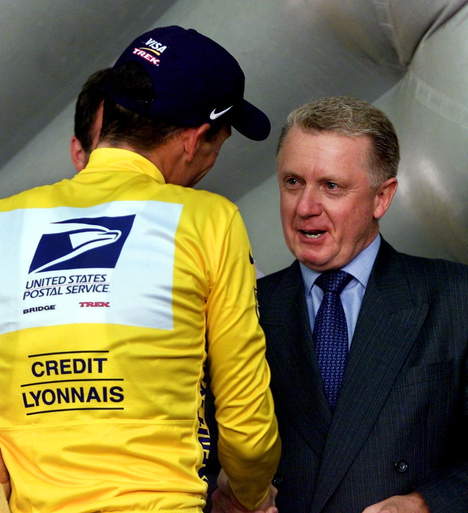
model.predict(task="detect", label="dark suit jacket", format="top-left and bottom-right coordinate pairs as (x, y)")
top-left (258, 240), bottom-right (468, 513)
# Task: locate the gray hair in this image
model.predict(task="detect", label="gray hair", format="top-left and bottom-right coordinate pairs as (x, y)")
top-left (277, 96), bottom-right (400, 186)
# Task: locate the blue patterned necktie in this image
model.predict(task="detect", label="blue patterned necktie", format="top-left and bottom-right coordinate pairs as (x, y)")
top-left (312, 270), bottom-right (353, 410)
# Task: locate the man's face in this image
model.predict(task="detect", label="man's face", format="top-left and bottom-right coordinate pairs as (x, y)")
top-left (185, 125), bottom-right (231, 186)
top-left (277, 127), bottom-right (396, 271)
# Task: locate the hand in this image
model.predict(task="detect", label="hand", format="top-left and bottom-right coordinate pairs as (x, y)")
top-left (362, 492), bottom-right (430, 513)
top-left (210, 488), bottom-right (277, 513)
top-left (211, 469), bottom-right (278, 513)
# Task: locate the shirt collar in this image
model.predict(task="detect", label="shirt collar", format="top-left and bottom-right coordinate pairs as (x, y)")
top-left (299, 234), bottom-right (381, 294)
top-left (83, 148), bottom-right (166, 184)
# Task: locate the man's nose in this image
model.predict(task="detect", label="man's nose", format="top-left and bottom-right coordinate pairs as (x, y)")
top-left (296, 186), bottom-right (322, 217)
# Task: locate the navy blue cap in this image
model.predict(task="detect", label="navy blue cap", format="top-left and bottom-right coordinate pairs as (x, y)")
top-left (109, 25), bottom-right (270, 141)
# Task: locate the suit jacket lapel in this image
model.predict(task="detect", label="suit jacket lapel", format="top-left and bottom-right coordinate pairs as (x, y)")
top-left (312, 241), bottom-right (429, 512)
top-left (262, 261), bottom-right (332, 458)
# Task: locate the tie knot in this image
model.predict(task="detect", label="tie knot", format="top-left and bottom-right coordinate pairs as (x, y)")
top-left (315, 270), bottom-right (352, 294)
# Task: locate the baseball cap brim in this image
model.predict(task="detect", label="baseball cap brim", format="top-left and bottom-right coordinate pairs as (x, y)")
top-left (231, 99), bottom-right (271, 141)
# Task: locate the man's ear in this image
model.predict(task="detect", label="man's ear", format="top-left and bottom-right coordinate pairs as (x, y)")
top-left (69, 136), bottom-right (87, 172)
top-left (70, 101), bottom-right (104, 172)
top-left (373, 177), bottom-right (398, 220)
top-left (182, 123), bottom-right (211, 162)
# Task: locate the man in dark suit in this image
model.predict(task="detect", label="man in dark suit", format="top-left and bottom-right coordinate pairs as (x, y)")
top-left (257, 96), bottom-right (467, 513)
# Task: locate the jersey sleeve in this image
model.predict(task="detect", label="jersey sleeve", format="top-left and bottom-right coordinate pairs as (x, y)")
top-left (206, 208), bottom-right (280, 510)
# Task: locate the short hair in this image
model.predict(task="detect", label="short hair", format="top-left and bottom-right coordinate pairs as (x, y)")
top-left (277, 96), bottom-right (400, 185)
top-left (99, 62), bottom-right (228, 152)
top-left (74, 69), bottom-right (112, 155)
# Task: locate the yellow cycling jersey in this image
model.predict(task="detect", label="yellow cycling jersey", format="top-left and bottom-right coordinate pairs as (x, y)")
top-left (0, 148), bottom-right (280, 513)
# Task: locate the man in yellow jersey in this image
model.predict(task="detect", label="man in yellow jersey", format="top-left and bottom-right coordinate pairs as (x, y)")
top-left (0, 26), bottom-right (280, 513)
top-left (73, 66), bottom-right (275, 513)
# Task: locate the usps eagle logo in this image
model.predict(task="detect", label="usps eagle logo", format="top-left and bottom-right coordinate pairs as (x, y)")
top-left (29, 215), bottom-right (135, 273)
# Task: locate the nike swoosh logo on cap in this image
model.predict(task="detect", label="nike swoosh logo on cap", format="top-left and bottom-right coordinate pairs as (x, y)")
top-left (209, 105), bottom-right (233, 120)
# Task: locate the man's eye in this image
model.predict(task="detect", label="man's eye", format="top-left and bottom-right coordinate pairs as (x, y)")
top-left (326, 181), bottom-right (339, 190)
top-left (284, 177), bottom-right (300, 187)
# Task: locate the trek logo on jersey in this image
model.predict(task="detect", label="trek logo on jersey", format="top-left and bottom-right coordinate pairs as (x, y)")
top-left (79, 301), bottom-right (110, 308)
top-left (29, 215), bottom-right (135, 274)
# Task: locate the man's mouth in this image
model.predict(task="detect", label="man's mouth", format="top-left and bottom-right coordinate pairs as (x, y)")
top-left (299, 230), bottom-right (326, 239)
